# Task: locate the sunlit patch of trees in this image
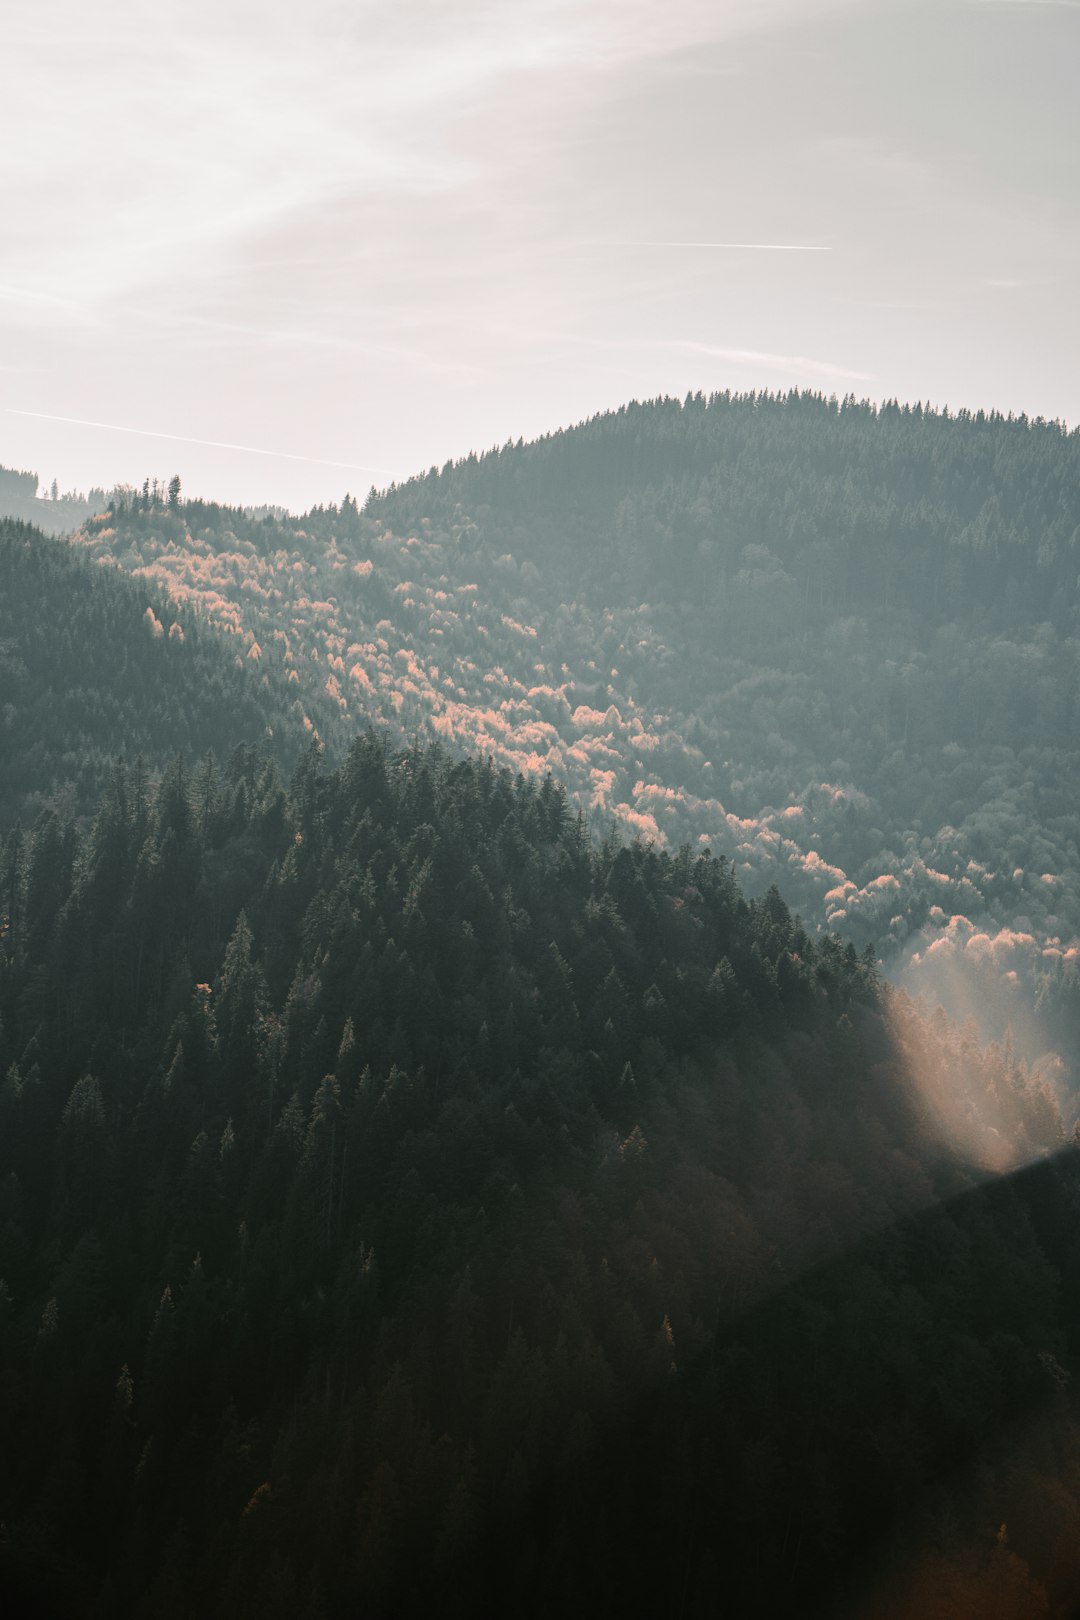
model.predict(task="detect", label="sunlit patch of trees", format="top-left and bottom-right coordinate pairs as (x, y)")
top-left (63, 394), bottom-right (1080, 1087)
top-left (0, 518), bottom-right (316, 825)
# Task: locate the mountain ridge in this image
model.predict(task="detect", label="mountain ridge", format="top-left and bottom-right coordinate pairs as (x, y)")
top-left (52, 392), bottom-right (1080, 1084)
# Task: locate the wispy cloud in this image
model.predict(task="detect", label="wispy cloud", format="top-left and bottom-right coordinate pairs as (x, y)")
top-left (155, 311), bottom-right (449, 371)
top-left (1, 0), bottom-right (836, 312)
top-left (669, 341), bottom-right (871, 382)
top-left (0, 282), bottom-right (79, 308)
top-left (548, 332), bottom-right (871, 384)
top-left (0, 282), bottom-right (88, 323)
top-left (6, 409), bottom-right (399, 477)
top-left (4, 0), bottom-right (1077, 506)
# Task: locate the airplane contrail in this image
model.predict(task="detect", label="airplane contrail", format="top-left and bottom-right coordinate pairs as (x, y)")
top-left (6, 408), bottom-right (399, 477)
top-left (614, 241), bottom-right (832, 252)
top-left (968, 1), bottom-right (1080, 9)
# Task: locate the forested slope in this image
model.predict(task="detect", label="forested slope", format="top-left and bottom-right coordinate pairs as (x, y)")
top-left (371, 390), bottom-right (1080, 626)
top-left (68, 396), bottom-right (1080, 1083)
top-left (366, 394), bottom-right (1080, 1039)
top-left (0, 465), bottom-right (96, 535)
top-left (0, 519), bottom-right (317, 823)
top-left (0, 734), bottom-right (1071, 1616)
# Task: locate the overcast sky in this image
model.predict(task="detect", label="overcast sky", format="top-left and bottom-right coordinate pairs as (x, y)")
top-left (2, 0), bottom-right (1078, 509)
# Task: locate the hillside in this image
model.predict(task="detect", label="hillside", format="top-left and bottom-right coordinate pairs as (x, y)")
top-left (68, 395), bottom-right (1080, 1083)
top-left (0, 465), bottom-right (96, 536)
top-left (0, 732), bottom-right (1071, 1617)
top-left (6, 395), bottom-right (1080, 1613)
top-left (0, 518), bottom-right (321, 824)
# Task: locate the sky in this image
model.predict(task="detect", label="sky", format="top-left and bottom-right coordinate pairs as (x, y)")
top-left (2, 0), bottom-right (1078, 510)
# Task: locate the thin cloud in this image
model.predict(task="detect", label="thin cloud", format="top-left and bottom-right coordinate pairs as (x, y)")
top-left (5, 410), bottom-right (399, 477)
top-left (0, 282), bottom-right (87, 321)
top-left (671, 341), bottom-right (872, 382)
top-left (549, 331), bottom-right (871, 384)
top-left (2, 0), bottom-right (831, 310)
top-left (158, 311), bottom-right (471, 376)
top-left (0, 282), bottom-right (80, 308)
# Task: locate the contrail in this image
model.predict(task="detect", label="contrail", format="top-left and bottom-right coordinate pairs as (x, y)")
top-left (6, 408), bottom-right (399, 478)
top-left (614, 241), bottom-right (832, 252)
top-left (968, 1), bottom-right (1080, 9)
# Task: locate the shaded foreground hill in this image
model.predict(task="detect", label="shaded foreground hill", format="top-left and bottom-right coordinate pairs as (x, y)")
top-left (478, 1143), bottom-right (1080, 1618)
top-left (0, 734), bottom-right (1067, 1617)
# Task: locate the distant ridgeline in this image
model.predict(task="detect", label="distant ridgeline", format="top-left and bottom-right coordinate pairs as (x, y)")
top-left (0, 731), bottom-right (1074, 1617)
top-left (0, 466), bottom-right (38, 499)
top-left (67, 393), bottom-right (1080, 1081)
top-left (367, 390), bottom-right (1080, 620)
top-left (0, 518), bottom-right (317, 824)
top-left (0, 464), bottom-right (97, 536)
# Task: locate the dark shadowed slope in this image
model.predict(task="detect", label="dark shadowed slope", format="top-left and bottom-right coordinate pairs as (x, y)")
top-left (0, 518), bottom-right (315, 824)
top-left (0, 733), bottom-right (1067, 1617)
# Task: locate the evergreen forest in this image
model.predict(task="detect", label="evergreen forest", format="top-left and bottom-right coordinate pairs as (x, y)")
top-left (3, 393), bottom-right (1080, 1614)
top-left (58, 395), bottom-right (1080, 1080)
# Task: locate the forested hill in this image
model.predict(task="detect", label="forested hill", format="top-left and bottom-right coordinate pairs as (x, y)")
top-left (0, 733), bottom-right (1071, 1617)
top-left (0, 519), bottom-right (317, 824)
top-left (0, 465), bottom-right (95, 536)
top-left (69, 395), bottom-right (1080, 1087)
top-left (367, 390), bottom-right (1080, 624)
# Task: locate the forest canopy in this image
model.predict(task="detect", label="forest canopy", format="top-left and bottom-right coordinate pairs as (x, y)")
top-left (0, 733), bottom-right (1073, 1617)
top-left (58, 393), bottom-right (1080, 1089)
top-left (6, 392), bottom-right (1080, 1613)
